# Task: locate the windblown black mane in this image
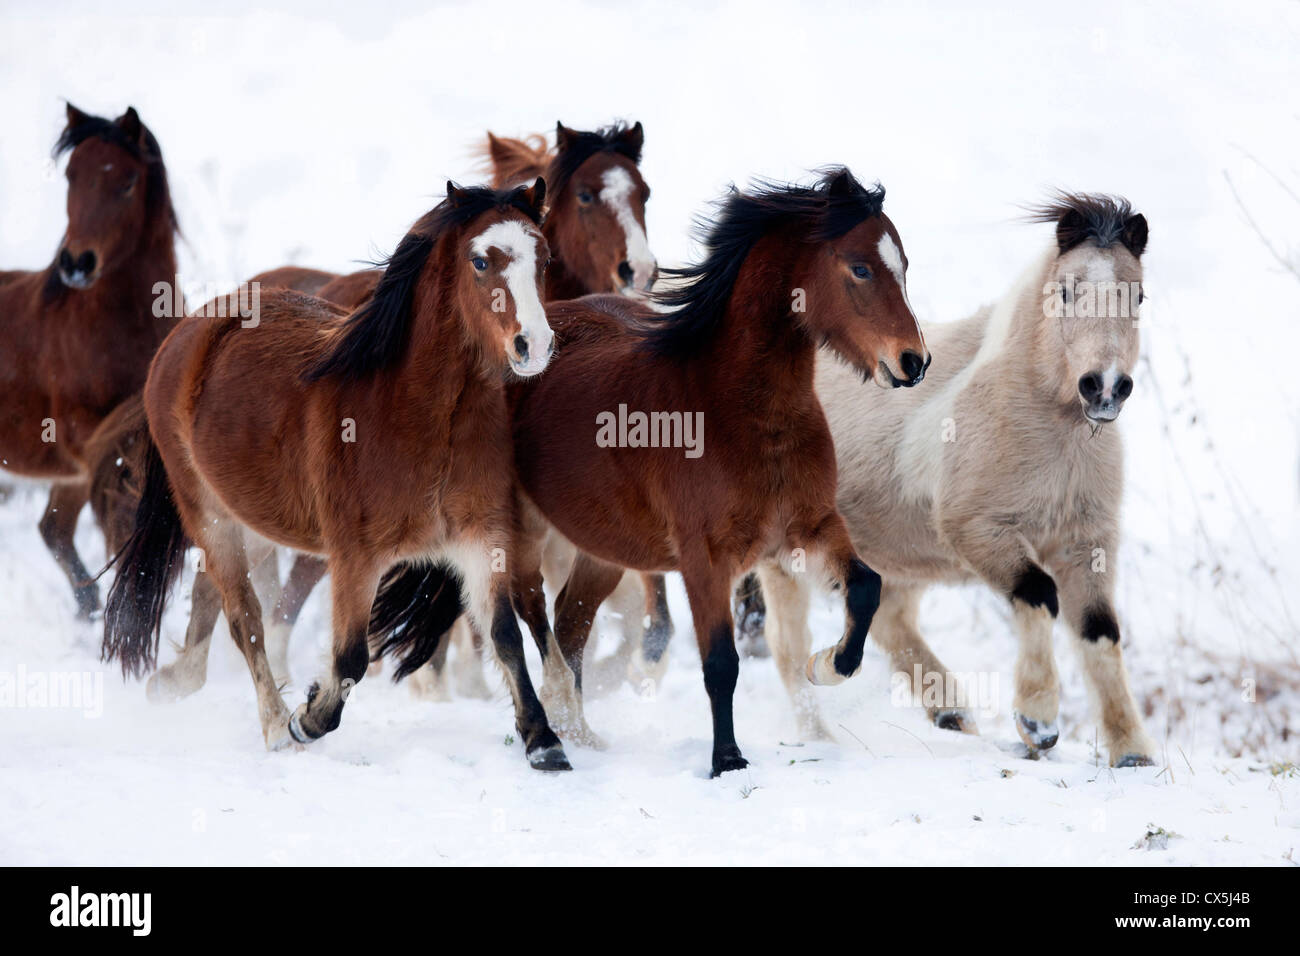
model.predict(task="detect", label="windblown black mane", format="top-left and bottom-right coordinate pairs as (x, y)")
top-left (1025, 191), bottom-right (1147, 257)
top-left (546, 122), bottom-right (643, 198)
top-left (643, 168), bottom-right (885, 357)
top-left (305, 182), bottom-right (544, 381)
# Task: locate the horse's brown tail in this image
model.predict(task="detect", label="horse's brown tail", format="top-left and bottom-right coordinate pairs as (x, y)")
top-left (370, 562), bottom-right (464, 679)
top-left (102, 434), bottom-right (189, 679)
top-left (479, 132), bottom-right (552, 189)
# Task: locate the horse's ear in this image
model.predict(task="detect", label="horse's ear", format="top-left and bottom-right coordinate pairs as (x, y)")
top-left (65, 102), bottom-right (90, 130)
top-left (446, 180), bottom-right (462, 205)
top-left (827, 168), bottom-right (857, 198)
top-left (619, 121), bottom-right (644, 159)
top-left (1121, 213), bottom-right (1148, 257)
top-left (1055, 208), bottom-right (1088, 255)
top-left (520, 177), bottom-right (546, 219)
top-left (556, 121), bottom-right (578, 154)
top-left (116, 106), bottom-right (145, 148)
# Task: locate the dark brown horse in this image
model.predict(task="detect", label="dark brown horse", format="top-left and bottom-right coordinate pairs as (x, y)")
top-left (103, 182), bottom-right (572, 770)
top-left (0, 104), bottom-right (178, 617)
top-left (379, 169), bottom-right (931, 776)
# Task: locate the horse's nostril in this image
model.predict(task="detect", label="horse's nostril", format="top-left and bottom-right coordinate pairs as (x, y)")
top-left (77, 251), bottom-right (96, 274)
top-left (1078, 372), bottom-right (1104, 401)
top-left (513, 334), bottom-right (529, 362)
top-left (617, 261), bottom-right (634, 285)
top-left (900, 350), bottom-right (925, 382)
top-left (1114, 374), bottom-right (1133, 401)
top-left (58, 249), bottom-right (75, 272)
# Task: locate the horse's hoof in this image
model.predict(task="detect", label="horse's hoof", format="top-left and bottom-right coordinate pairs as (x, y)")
top-left (935, 709), bottom-right (979, 734)
top-left (1114, 752), bottom-right (1155, 768)
top-left (266, 719), bottom-right (300, 752)
top-left (528, 744), bottom-right (572, 772)
top-left (710, 751), bottom-right (749, 777)
top-left (805, 647), bottom-right (855, 686)
top-left (1014, 711), bottom-right (1059, 752)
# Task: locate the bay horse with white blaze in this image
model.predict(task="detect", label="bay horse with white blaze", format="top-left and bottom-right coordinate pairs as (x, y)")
top-left (0, 104), bottom-right (178, 617)
top-left (378, 169), bottom-right (930, 776)
top-left (236, 121), bottom-right (666, 692)
top-left (103, 181), bottom-right (572, 770)
top-left (755, 192), bottom-right (1157, 766)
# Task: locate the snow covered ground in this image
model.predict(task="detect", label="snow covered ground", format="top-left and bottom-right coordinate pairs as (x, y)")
top-left (2, 0), bottom-right (1298, 865)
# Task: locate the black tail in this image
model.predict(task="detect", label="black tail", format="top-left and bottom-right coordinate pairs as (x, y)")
top-left (370, 562), bottom-right (464, 680)
top-left (102, 437), bottom-right (189, 678)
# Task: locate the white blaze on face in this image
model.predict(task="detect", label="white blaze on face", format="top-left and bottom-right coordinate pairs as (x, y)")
top-left (471, 220), bottom-right (553, 375)
top-left (599, 166), bottom-right (656, 293)
top-left (876, 232), bottom-right (924, 342)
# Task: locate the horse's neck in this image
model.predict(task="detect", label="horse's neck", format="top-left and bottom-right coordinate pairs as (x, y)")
top-left (387, 285), bottom-right (499, 438)
top-left (544, 255), bottom-right (588, 301)
top-left (84, 224), bottom-right (178, 341)
top-left (697, 259), bottom-right (819, 421)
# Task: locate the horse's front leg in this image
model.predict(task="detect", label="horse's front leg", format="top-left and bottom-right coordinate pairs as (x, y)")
top-left (289, 556), bottom-right (381, 742)
top-left (1054, 541), bottom-right (1156, 767)
top-left (800, 513), bottom-right (883, 687)
top-left (679, 547), bottom-right (746, 777)
top-left (943, 520), bottom-right (1061, 754)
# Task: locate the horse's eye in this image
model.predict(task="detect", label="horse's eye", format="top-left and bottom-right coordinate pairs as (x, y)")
top-left (121, 175), bottom-right (138, 197)
top-left (852, 265), bottom-right (872, 280)
top-left (577, 190), bottom-right (594, 205)
top-left (471, 256), bottom-right (488, 272)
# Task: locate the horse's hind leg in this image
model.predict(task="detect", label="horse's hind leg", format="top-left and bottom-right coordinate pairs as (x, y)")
top-left (39, 481), bottom-right (98, 618)
top-left (191, 516), bottom-right (294, 749)
top-left (266, 553), bottom-right (328, 687)
top-left (1054, 547), bottom-right (1156, 767)
top-left (755, 559), bottom-right (831, 740)
top-left (628, 573), bottom-right (674, 688)
top-left (548, 553), bottom-right (625, 747)
top-left (145, 569), bottom-right (221, 702)
top-left (870, 583), bottom-right (978, 734)
top-left (289, 556), bottom-right (381, 743)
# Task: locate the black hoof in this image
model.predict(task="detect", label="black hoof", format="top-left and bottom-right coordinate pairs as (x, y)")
top-left (528, 744), bottom-right (572, 772)
top-left (710, 749), bottom-right (749, 778)
top-left (1115, 752), bottom-right (1155, 768)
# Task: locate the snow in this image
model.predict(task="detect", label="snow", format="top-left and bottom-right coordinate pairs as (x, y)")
top-left (2, 0), bottom-right (1299, 866)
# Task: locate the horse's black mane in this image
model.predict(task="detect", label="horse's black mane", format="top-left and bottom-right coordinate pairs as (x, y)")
top-left (643, 168), bottom-right (885, 358)
top-left (1025, 191), bottom-right (1146, 257)
top-left (546, 122), bottom-right (642, 198)
top-left (305, 182), bottom-right (544, 381)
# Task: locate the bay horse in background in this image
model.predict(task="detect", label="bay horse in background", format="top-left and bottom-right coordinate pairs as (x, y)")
top-left (377, 169), bottom-right (931, 776)
top-left (103, 181), bottom-right (574, 770)
top-left (0, 104), bottom-right (179, 618)
top-left (754, 193), bottom-right (1157, 767)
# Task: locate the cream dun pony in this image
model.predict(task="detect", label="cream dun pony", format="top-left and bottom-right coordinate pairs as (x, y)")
top-left (759, 192), bottom-right (1156, 767)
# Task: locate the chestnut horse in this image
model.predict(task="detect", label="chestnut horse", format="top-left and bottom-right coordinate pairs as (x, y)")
top-left (103, 182), bottom-right (572, 770)
top-left (379, 169), bottom-right (930, 776)
top-left (0, 104), bottom-right (178, 617)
